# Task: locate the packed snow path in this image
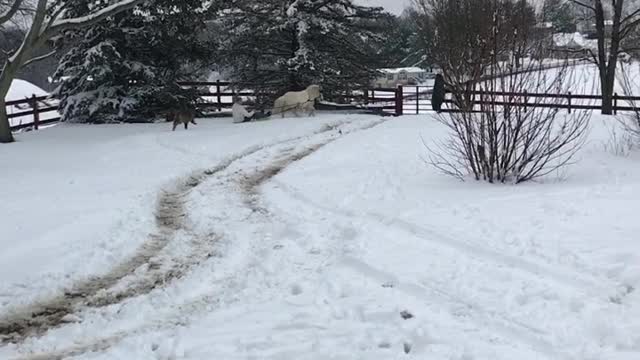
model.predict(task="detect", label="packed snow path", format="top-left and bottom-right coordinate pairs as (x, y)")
top-left (1, 115), bottom-right (639, 359)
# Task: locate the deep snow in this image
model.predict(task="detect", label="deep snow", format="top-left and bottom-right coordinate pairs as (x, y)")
top-left (1, 111), bottom-right (639, 359)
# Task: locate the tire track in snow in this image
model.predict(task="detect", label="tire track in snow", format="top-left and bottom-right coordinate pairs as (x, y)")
top-left (237, 125), bottom-right (565, 357)
top-left (2, 118), bottom-right (387, 358)
top-left (0, 122), bottom-right (356, 346)
top-left (264, 181), bottom-right (628, 357)
top-left (0, 163), bottom-right (221, 344)
top-left (270, 181), bottom-right (616, 296)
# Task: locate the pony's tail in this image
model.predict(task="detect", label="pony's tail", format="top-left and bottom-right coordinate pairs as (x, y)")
top-left (271, 98), bottom-right (284, 115)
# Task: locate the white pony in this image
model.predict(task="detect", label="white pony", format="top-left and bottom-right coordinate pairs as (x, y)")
top-left (272, 85), bottom-right (322, 118)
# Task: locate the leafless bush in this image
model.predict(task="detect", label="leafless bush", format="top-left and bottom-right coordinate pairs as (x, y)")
top-left (616, 62), bottom-right (640, 142)
top-left (603, 120), bottom-right (635, 157)
top-left (427, 53), bottom-right (590, 184)
top-left (417, 0), bottom-right (591, 183)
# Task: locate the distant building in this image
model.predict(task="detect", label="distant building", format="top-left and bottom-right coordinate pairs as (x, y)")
top-left (373, 67), bottom-right (433, 88)
top-left (576, 19), bottom-right (614, 38)
top-left (551, 32), bottom-right (597, 58)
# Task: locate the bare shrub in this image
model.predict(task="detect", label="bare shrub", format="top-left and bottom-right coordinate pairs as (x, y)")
top-left (424, 0), bottom-right (590, 184)
top-left (428, 68), bottom-right (591, 183)
top-left (603, 120), bottom-right (635, 157)
top-left (616, 62), bottom-right (640, 142)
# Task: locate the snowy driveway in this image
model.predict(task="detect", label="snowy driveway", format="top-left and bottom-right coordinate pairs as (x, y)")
top-left (1, 115), bottom-right (639, 359)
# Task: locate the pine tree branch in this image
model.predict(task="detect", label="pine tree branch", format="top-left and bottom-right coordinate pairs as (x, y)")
top-left (43, 0), bottom-right (143, 38)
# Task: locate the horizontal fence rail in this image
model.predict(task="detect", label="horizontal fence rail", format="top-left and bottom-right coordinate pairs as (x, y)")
top-left (6, 95), bottom-right (61, 131)
top-left (7, 80), bottom-right (639, 132)
top-left (438, 89), bottom-right (640, 115)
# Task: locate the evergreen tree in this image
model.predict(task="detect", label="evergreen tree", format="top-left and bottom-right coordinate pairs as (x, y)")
top-left (54, 0), bottom-right (215, 123)
top-left (218, 0), bottom-right (387, 103)
top-left (375, 10), bottom-right (427, 68)
top-left (542, 0), bottom-right (577, 33)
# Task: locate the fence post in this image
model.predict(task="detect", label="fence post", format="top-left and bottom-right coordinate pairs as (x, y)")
top-left (30, 94), bottom-right (40, 130)
top-left (395, 85), bottom-right (404, 116)
top-left (416, 86), bottom-right (420, 114)
top-left (364, 89), bottom-right (369, 105)
top-left (567, 91), bottom-right (572, 114)
top-left (216, 80), bottom-right (222, 112)
top-left (524, 90), bottom-right (528, 113)
top-left (614, 93), bottom-right (618, 115)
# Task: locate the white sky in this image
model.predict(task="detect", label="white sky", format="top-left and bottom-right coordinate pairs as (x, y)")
top-left (358, 0), bottom-right (412, 15)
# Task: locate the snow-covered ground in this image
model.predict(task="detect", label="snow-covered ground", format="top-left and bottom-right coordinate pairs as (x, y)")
top-left (1, 110), bottom-right (640, 359)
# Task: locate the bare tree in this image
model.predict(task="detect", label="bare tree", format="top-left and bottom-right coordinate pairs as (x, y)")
top-left (0, 0), bottom-right (143, 144)
top-left (428, 61), bottom-right (591, 183)
top-left (569, 0), bottom-right (640, 114)
top-left (413, 0), bottom-right (497, 102)
top-left (425, 0), bottom-right (591, 184)
top-left (413, 0), bottom-right (536, 108)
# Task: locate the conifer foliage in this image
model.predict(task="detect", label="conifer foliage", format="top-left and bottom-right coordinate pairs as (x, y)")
top-left (54, 0), bottom-right (214, 123)
top-left (218, 0), bottom-right (387, 103)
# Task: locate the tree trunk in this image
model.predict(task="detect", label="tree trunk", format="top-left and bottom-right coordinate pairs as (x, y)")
top-left (593, 0), bottom-right (613, 115)
top-left (0, 66), bottom-right (17, 143)
top-left (0, 99), bottom-right (14, 143)
top-left (600, 0), bottom-right (625, 115)
top-left (0, 58), bottom-right (21, 143)
top-left (601, 86), bottom-right (614, 115)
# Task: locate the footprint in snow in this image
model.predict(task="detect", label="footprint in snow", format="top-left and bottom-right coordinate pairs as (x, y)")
top-left (291, 284), bottom-right (303, 296)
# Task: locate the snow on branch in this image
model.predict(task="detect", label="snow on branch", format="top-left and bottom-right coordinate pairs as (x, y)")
top-left (0, 0), bottom-right (23, 24)
top-left (22, 49), bottom-right (56, 67)
top-left (44, 0), bottom-right (143, 38)
top-left (568, 0), bottom-right (597, 11)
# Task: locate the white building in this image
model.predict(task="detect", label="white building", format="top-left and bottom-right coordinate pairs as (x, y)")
top-left (373, 67), bottom-right (432, 88)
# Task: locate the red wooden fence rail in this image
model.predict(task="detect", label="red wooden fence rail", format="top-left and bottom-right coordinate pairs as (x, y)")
top-left (6, 95), bottom-right (61, 131)
top-left (11, 81), bottom-right (636, 131)
top-left (439, 89), bottom-right (640, 115)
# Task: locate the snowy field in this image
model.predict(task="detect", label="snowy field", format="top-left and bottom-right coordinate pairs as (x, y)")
top-left (1, 110), bottom-right (639, 359)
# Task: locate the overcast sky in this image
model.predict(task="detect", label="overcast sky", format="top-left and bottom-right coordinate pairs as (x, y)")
top-left (358, 0), bottom-right (412, 15)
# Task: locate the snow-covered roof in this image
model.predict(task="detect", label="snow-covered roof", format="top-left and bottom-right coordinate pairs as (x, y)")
top-left (553, 32), bottom-right (596, 49)
top-left (6, 79), bottom-right (49, 101)
top-left (379, 67), bottom-right (426, 74)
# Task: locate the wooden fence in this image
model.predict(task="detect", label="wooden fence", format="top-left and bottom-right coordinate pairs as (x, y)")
top-left (7, 95), bottom-right (60, 131)
top-left (8, 81), bottom-right (640, 132)
top-left (4, 82), bottom-right (422, 131)
top-left (439, 89), bottom-right (640, 115)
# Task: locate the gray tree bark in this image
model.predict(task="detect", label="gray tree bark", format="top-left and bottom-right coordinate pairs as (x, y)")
top-left (0, 0), bottom-right (144, 143)
top-left (571, 0), bottom-right (636, 115)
